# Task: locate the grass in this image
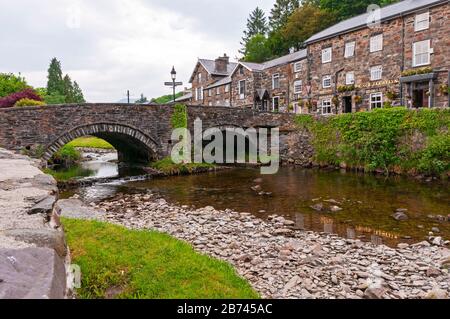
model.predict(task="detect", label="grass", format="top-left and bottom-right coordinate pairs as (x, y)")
top-left (62, 218), bottom-right (259, 299)
top-left (67, 137), bottom-right (114, 149)
top-left (151, 157), bottom-right (215, 175)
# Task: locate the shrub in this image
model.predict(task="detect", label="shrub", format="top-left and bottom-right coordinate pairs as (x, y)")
top-left (171, 104), bottom-right (188, 129)
top-left (14, 98), bottom-right (46, 107)
top-left (0, 73), bottom-right (29, 98)
top-left (0, 88), bottom-right (43, 108)
top-left (50, 145), bottom-right (81, 166)
top-left (401, 67), bottom-right (433, 77)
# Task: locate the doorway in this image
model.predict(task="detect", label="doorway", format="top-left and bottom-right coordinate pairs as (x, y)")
top-left (412, 89), bottom-right (426, 108)
top-left (343, 96), bottom-right (352, 113)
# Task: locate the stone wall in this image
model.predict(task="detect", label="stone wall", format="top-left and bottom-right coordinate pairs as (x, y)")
top-left (0, 148), bottom-right (67, 299)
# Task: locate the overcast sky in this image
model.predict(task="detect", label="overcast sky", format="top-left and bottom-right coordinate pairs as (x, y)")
top-left (0, 0), bottom-right (275, 102)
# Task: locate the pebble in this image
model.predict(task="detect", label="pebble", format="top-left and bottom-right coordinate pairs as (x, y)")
top-left (94, 192), bottom-right (450, 300)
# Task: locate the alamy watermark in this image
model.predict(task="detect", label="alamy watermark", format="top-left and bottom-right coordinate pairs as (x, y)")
top-left (170, 118), bottom-right (280, 175)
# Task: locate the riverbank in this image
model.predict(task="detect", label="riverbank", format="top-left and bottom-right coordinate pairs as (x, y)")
top-left (0, 148), bottom-right (67, 299)
top-left (290, 108), bottom-right (449, 179)
top-left (93, 192), bottom-right (450, 299)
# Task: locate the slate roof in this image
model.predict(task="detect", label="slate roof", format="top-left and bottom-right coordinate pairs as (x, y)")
top-left (305, 0), bottom-right (447, 44)
top-left (239, 49), bottom-right (307, 72)
top-left (174, 92), bottom-right (192, 102)
top-left (198, 59), bottom-right (238, 76)
top-left (206, 76), bottom-right (232, 89)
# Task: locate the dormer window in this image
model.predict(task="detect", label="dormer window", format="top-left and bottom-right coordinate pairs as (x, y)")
top-left (239, 67), bottom-right (245, 75)
top-left (415, 12), bottom-right (430, 31)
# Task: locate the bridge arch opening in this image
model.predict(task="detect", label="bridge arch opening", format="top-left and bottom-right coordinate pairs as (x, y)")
top-left (43, 123), bottom-right (159, 164)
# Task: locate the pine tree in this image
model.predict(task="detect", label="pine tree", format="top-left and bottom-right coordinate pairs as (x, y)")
top-left (269, 0), bottom-right (300, 32)
top-left (136, 93), bottom-right (148, 104)
top-left (63, 74), bottom-right (75, 103)
top-left (72, 81), bottom-right (85, 103)
top-left (240, 7), bottom-right (268, 55)
top-left (46, 58), bottom-right (64, 95)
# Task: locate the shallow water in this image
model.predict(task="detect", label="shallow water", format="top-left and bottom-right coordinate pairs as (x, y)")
top-left (60, 156), bottom-right (449, 247)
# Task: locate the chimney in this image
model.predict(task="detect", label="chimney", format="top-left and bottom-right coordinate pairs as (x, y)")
top-left (215, 54), bottom-right (229, 73)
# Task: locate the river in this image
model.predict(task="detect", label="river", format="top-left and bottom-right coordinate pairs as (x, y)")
top-left (58, 151), bottom-right (450, 247)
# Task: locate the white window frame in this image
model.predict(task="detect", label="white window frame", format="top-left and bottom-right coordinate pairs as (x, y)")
top-left (195, 88), bottom-right (199, 101)
top-left (415, 12), bottom-right (430, 32)
top-left (225, 84), bottom-right (230, 93)
top-left (413, 40), bottom-right (431, 67)
top-left (225, 99), bottom-right (230, 106)
top-left (370, 93), bottom-right (383, 109)
top-left (322, 47), bottom-right (332, 63)
top-left (294, 80), bottom-right (303, 94)
top-left (370, 65), bottom-right (383, 81)
top-left (294, 62), bottom-right (302, 73)
top-left (216, 87), bottom-right (220, 95)
top-left (370, 34), bottom-right (383, 53)
top-left (272, 73), bottom-right (280, 89)
top-left (238, 80), bottom-right (246, 99)
top-left (346, 72), bottom-right (355, 85)
top-left (199, 87), bottom-right (203, 100)
top-left (208, 89), bottom-right (212, 97)
top-left (272, 96), bottom-right (280, 112)
top-left (344, 41), bottom-right (355, 58)
top-left (322, 75), bottom-right (332, 88)
top-left (320, 99), bottom-right (332, 115)
top-left (198, 73), bottom-right (202, 82)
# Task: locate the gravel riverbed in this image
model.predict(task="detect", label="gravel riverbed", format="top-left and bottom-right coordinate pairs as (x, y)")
top-left (91, 192), bottom-right (450, 299)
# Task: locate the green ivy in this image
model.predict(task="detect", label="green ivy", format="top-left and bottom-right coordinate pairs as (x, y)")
top-left (171, 103), bottom-right (188, 129)
top-left (295, 108), bottom-right (450, 176)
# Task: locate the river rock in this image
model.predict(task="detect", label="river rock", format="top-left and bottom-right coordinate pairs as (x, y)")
top-left (364, 285), bottom-right (388, 299)
top-left (392, 212), bottom-right (408, 221)
top-left (310, 203), bottom-right (324, 212)
top-left (330, 205), bottom-right (343, 212)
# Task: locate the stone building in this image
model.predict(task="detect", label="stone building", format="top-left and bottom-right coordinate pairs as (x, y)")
top-left (304, 0), bottom-right (450, 114)
top-left (189, 54), bottom-right (238, 106)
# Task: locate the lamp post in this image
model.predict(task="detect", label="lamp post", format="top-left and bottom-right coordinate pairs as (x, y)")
top-left (165, 66), bottom-right (183, 103)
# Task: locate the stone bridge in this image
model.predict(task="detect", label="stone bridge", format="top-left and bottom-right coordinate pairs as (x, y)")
top-left (0, 104), bottom-right (298, 163)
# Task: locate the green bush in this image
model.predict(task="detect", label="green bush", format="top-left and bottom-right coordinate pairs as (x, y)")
top-left (295, 108), bottom-right (450, 176)
top-left (171, 104), bottom-right (188, 129)
top-left (14, 98), bottom-right (46, 107)
top-left (50, 145), bottom-right (81, 166)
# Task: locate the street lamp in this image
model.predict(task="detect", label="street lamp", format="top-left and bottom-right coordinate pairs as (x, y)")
top-left (165, 66), bottom-right (183, 103)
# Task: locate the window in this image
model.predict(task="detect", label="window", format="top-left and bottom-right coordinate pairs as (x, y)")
top-left (196, 87), bottom-right (203, 101)
top-left (238, 80), bottom-right (246, 99)
top-left (370, 34), bottom-right (383, 52)
top-left (322, 47), bottom-right (332, 63)
top-left (294, 80), bottom-right (302, 94)
top-left (199, 87), bottom-right (203, 100)
top-left (294, 62), bottom-right (302, 73)
top-left (415, 12), bottom-right (430, 31)
top-left (320, 99), bottom-right (332, 115)
top-left (272, 74), bottom-right (280, 89)
top-left (198, 73), bottom-right (202, 82)
top-left (413, 40), bottom-right (431, 67)
top-left (216, 87), bottom-right (220, 95)
top-left (225, 99), bottom-right (230, 106)
top-left (239, 67), bottom-right (245, 75)
top-left (272, 97), bottom-right (279, 112)
top-left (345, 41), bottom-right (355, 58)
top-left (370, 65), bottom-right (383, 81)
top-left (322, 75), bottom-right (332, 88)
top-left (225, 84), bottom-right (230, 93)
top-left (208, 102), bottom-right (212, 106)
top-left (346, 72), bottom-right (355, 85)
top-left (208, 89), bottom-right (212, 97)
top-left (370, 93), bottom-right (383, 109)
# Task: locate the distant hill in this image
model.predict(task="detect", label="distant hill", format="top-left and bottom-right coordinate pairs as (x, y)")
top-left (151, 92), bottom-right (183, 104)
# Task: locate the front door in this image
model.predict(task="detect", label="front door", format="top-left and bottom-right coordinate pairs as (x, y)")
top-left (343, 96), bottom-right (352, 113)
top-left (413, 89), bottom-right (426, 108)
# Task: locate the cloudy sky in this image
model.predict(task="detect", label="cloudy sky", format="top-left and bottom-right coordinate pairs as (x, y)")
top-left (0, 0), bottom-right (275, 102)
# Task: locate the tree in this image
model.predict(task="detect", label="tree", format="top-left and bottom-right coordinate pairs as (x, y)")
top-left (0, 73), bottom-right (29, 98)
top-left (243, 34), bottom-right (272, 63)
top-left (268, 0), bottom-right (300, 32)
top-left (240, 7), bottom-right (268, 55)
top-left (282, 3), bottom-right (337, 49)
top-left (47, 58), bottom-right (64, 96)
top-left (136, 93), bottom-right (148, 104)
top-left (63, 74), bottom-right (75, 103)
top-left (72, 81), bottom-right (86, 103)
top-left (308, 0), bottom-right (399, 22)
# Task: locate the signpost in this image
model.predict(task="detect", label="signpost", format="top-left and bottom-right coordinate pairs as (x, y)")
top-left (165, 66), bottom-right (183, 103)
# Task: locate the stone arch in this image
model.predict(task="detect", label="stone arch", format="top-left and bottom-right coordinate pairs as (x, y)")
top-left (43, 123), bottom-right (160, 163)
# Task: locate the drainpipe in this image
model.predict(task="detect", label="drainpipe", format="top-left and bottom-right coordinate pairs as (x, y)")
top-left (400, 13), bottom-right (405, 106)
top-left (334, 68), bottom-right (345, 114)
